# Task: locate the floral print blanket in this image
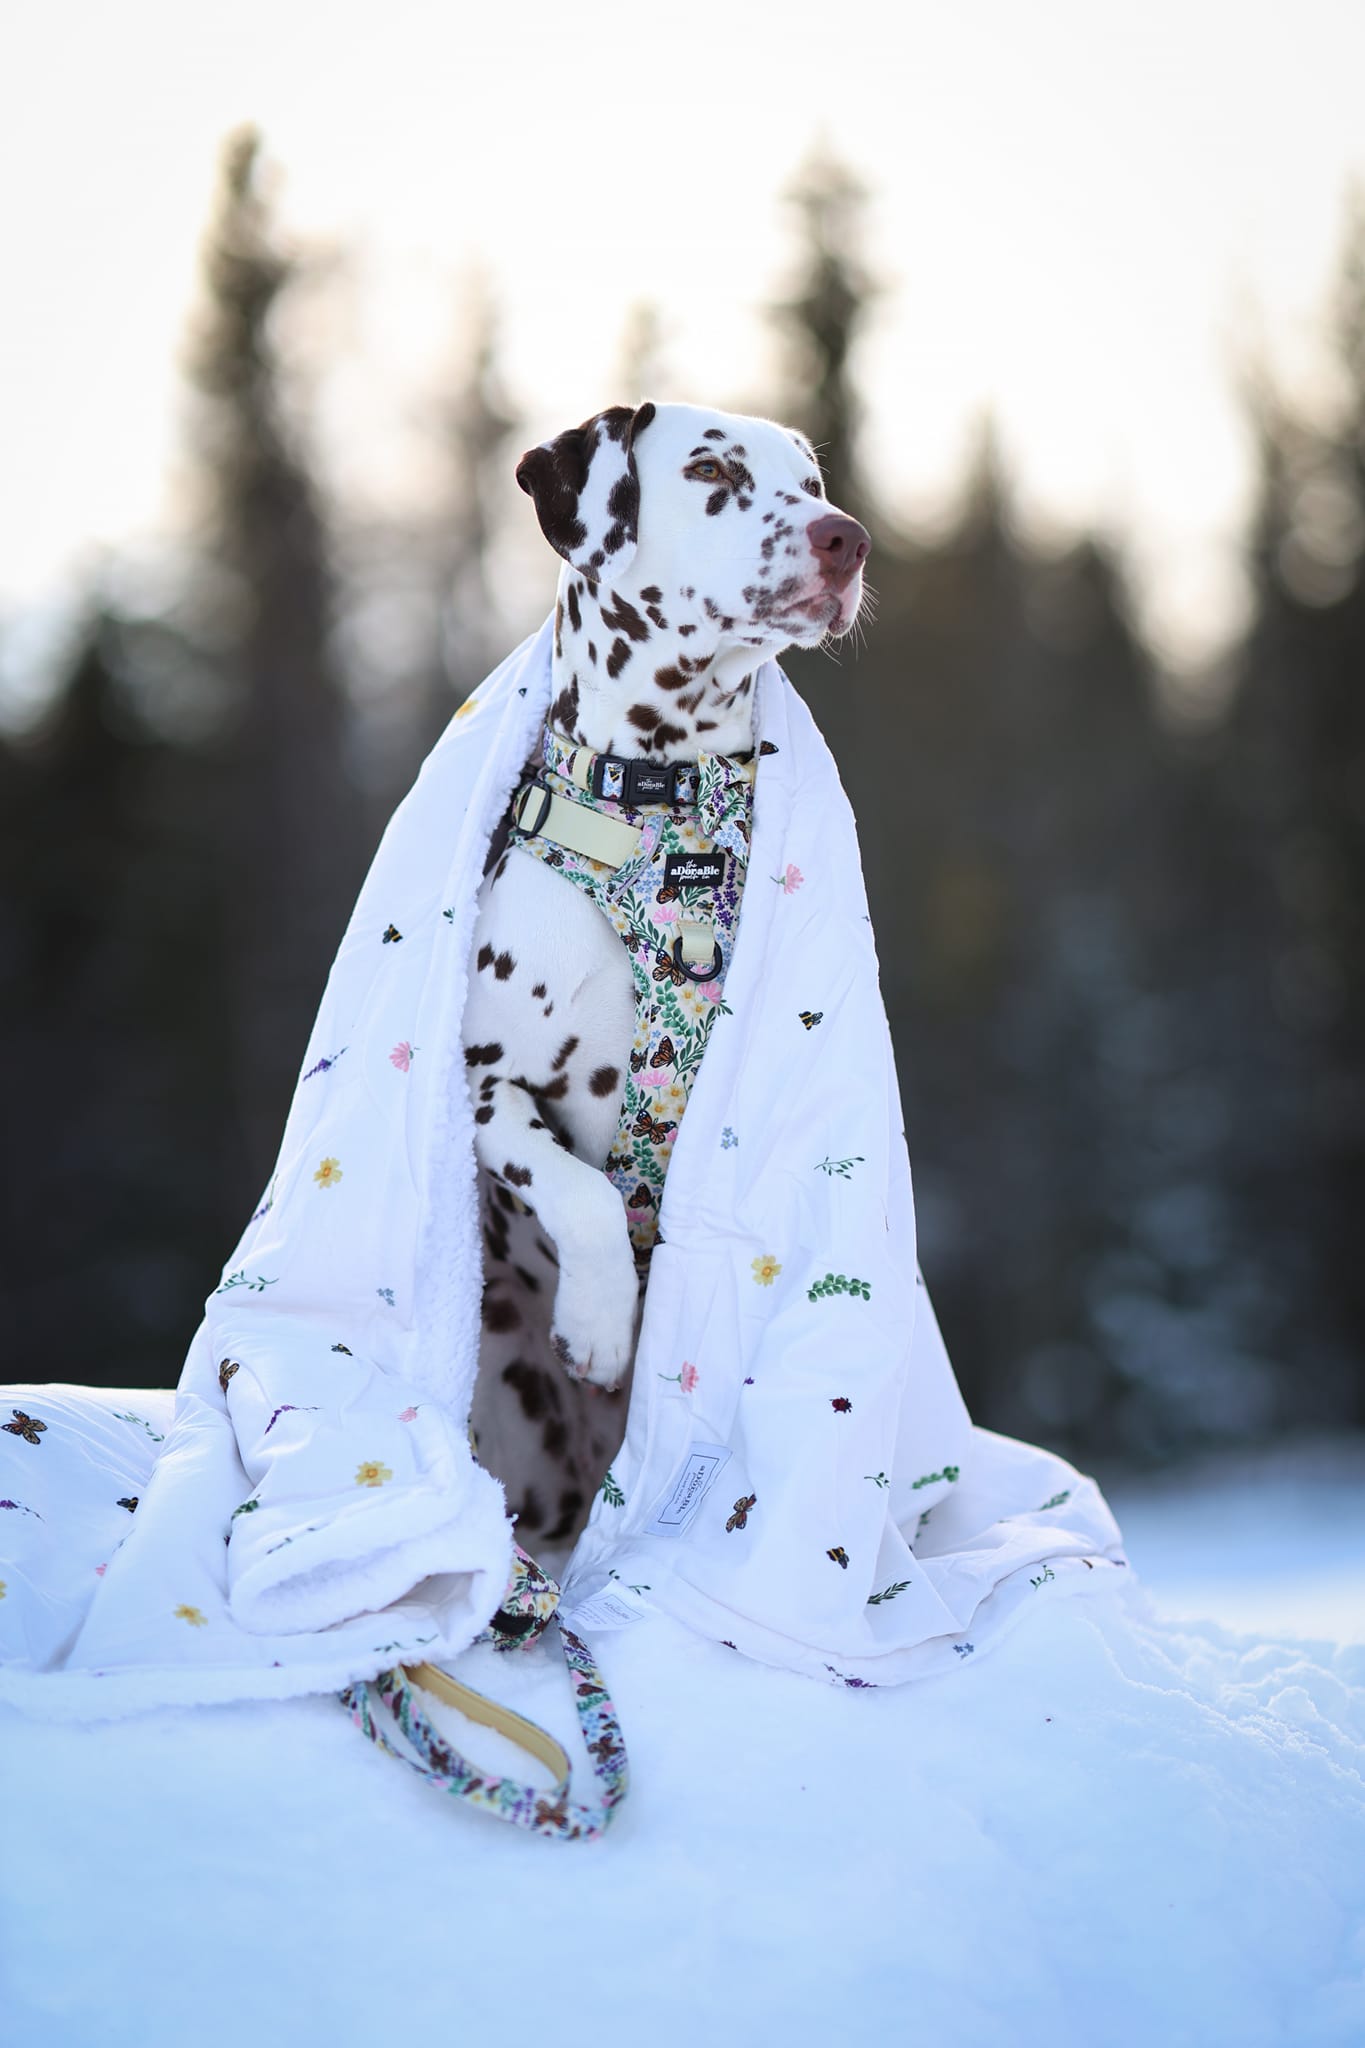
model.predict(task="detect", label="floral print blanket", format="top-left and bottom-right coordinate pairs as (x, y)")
top-left (0, 615), bottom-right (1129, 1721)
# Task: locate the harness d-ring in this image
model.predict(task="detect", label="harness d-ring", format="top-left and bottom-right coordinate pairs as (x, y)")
top-left (671, 933), bottom-right (724, 983)
top-left (513, 776), bottom-right (554, 839)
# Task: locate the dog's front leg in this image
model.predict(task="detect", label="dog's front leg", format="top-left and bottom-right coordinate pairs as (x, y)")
top-left (474, 1076), bottom-right (638, 1388)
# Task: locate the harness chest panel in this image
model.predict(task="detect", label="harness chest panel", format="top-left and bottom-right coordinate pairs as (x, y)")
top-left (506, 728), bottom-right (755, 1252)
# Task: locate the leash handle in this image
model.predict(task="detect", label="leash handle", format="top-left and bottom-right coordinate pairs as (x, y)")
top-left (339, 1623), bottom-right (629, 1843)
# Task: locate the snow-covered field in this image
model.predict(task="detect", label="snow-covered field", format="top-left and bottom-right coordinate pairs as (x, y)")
top-left (4, 1432), bottom-right (1364, 2048)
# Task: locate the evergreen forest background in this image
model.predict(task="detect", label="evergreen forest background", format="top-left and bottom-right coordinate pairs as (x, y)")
top-left (5, 131), bottom-right (1364, 1474)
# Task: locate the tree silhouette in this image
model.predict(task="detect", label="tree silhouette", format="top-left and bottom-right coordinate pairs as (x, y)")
top-left (184, 126), bottom-right (363, 1189)
top-left (768, 141), bottom-right (879, 519)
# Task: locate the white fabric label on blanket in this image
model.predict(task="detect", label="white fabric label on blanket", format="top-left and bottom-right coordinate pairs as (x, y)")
top-left (645, 1444), bottom-right (732, 1538)
top-left (557, 1583), bottom-right (650, 1631)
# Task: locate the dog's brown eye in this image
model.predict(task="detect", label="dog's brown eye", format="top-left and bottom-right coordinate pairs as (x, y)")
top-left (686, 460), bottom-right (723, 482)
top-left (801, 477), bottom-right (823, 497)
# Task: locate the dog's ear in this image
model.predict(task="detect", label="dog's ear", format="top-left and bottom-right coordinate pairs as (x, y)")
top-left (516, 401), bottom-right (656, 583)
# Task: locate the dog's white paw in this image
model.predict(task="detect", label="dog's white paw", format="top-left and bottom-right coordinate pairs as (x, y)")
top-left (551, 1248), bottom-right (639, 1389)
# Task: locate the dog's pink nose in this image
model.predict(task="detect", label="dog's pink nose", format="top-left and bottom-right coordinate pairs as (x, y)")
top-left (806, 513), bottom-right (871, 589)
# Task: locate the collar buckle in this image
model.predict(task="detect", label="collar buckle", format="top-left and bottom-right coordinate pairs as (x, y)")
top-left (590, 752), bottom-right (689, 809)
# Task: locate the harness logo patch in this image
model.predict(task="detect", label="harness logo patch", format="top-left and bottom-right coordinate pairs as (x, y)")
top-left (646, 1441), bottom-right (732, 1537)
top-left (630, 766), bottom-right (674, 801)
top-left (664, 850), bottom-right (727, 890)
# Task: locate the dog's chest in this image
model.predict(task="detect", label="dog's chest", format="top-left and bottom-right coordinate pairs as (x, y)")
top-left (506, 755), bottom-right (754, 1249)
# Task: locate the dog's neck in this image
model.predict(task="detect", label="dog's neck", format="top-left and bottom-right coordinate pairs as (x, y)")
top-left (546, 567), bottom-right (769, 763)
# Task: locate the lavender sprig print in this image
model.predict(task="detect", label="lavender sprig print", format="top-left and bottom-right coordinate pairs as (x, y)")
top-left (302, 1046), bottom-right (348, 1083)
top-left (263, 1404), bottom-right (321, 1437)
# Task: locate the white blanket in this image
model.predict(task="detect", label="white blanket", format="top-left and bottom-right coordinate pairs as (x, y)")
top-left (0, 614), bottom-right (1128, 1718)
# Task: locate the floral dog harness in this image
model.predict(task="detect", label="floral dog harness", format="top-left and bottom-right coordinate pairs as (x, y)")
top-left (506, 725), bottom-right (755, 1252)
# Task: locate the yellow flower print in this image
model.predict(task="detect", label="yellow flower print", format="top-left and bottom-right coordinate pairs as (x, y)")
top-left (0, 1580), bottom-right (6, 1599)
top-left (751, 1254), bottom-right (782, 1287)
top-left (355, 1460), bottom-right (393, 1488)
top-left (454, 694), bottom-right (479, 721)
top-left (313, 1156), bottom-right (343, 1190)
top-left (174, 1603), bottom-right (207, 1627)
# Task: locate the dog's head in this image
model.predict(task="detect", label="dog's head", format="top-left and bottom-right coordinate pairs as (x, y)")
top-left (516, 401), bottom-right (870, 650)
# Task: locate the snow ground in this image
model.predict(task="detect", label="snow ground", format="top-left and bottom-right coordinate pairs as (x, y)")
top-left (4, 1435), bottom-right (1364, 2048)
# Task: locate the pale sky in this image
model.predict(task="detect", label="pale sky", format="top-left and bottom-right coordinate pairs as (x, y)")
top-left (2, 0), bottom-right (1363, 695)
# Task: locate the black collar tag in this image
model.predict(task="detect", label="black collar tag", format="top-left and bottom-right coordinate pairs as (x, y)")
top-left (664, 849), bottom-right (727, 890)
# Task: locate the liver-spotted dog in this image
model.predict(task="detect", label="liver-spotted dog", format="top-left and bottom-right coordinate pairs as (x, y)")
top-left (464, 401), bottom-right (870, 1549)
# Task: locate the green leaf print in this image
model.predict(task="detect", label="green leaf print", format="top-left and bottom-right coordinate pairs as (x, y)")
top-left (815, 1156), bottom-right (866, 1179)
top-left (910, 1464), bottom-right (960, 1490)
top-left (215, 1268), bottom-right (279, 1296)
top-left (600, 1469), bottom-right (625, 1509)
top-left (867, 1580), bottom-right (913, 1606)
top-left (806, 1273), bottom-right (872, 1302)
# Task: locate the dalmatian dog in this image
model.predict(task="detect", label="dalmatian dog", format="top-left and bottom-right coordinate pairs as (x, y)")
top-left (463, 402), bottom-right (869, 1541)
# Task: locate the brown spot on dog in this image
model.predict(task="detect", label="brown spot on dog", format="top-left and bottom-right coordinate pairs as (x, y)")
top-left (504, 1163), bottom-right (533, 1188)
top-left (464, 1042), bottom-right (503, 1066)
top-left (640, 584), bottom-right (663, 603)
top-left (531, 982), bottom-right (547, 998)
top-left (703, 428), bottom-right (726, 441)
top-left (540, 1074), bottom-right (570, 1101)
top-left (551, 1034), bottom-right (579, 1071)
top-left (503, 1360), bottom-right (559, 1422)
top-left (654, 720), bottom-right (687, 748)
top-left (483, 1292), bottom-right (522, 1333)
top-left (476, 943), bottom-right (494, 971)
top-left (589, 1065), bottom-right (620, 1097)
top-left (566, 582), bottom-right (581, 633)
top-left (544, 1487), bottom-right (586, 1544)
top-left (587, 640), bottom-right (598, 665)
top-left (551, 677), bottom-right (579, 730)
top-left (654, 664), bottom-right (686, 691)
top-left (494, 951), bottom-right (516, 980)
top-left (601, 591), bottom-right (650, 642)
top-left (606, 637), bottom-right (633, 679)
top-left (628, 702), bottom-right (661, 732)
top-left (475, 1105), bottom-right (494, 1124)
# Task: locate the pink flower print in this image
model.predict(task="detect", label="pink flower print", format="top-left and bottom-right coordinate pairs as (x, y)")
top-left (641, 1068), bottom-right (670, 1089)
top-left (389, 1041), bottom-right (416, 1072)
top-left (95, 1562), bottom-right (107, 1576)
top-left (680, 1361), bottom-right (699, 1393)
top-left (397, 1406), bottom-right (418, 1423)
top-left (774, 863), bottom-right (804, 893)
top-left (698, 980), bottom-right (723, 1004)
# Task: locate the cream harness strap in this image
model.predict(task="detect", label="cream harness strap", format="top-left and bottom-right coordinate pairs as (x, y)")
top-left (506, 726), bottom-right (756, 1251)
